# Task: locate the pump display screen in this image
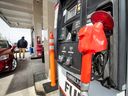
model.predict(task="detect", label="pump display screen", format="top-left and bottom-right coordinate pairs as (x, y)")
top-left (65, 5), bottom-right (77, 22)
top-left (62, 0), bottom-right (81, 23)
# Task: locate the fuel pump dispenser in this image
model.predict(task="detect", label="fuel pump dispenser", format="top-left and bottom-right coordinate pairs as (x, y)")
top-left (56, 0), bottom-right (127, 96)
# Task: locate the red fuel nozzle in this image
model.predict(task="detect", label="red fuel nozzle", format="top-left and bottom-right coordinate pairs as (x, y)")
top-left (78, 10), bottom-right (114, 96)
top-left (78, 22), bottom-right (108, 83)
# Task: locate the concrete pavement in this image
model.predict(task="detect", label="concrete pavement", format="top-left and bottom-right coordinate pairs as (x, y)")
top-left (0, 53), bottom-right (45, 96)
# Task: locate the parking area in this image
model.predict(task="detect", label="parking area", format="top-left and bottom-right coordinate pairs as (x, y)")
top-left (0, 53), bottom-right (45, 96)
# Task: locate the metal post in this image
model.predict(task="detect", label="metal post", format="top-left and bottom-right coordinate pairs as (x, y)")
top-left (126, 0), bottom-right (128, 95)
top-left (80, 0), bottom-right (87, 27)
top-left (31, 27), bottom-right (34, 47)
top-left (118, 0), bottom-right (127, 91)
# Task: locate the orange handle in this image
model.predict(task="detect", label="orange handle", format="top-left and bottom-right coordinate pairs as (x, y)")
top-left (81, 53), bottom-right (92, 83)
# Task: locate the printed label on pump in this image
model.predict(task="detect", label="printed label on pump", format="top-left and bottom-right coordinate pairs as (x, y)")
top-left (58, 65), bottom-right (80, 96)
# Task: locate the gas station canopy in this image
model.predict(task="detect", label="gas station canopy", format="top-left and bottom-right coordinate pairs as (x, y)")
top-left (0, 0), bottom-right (33, 29)
top-left (0, 0), bottom-right (57, 29)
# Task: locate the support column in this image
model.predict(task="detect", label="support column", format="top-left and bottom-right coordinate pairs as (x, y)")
top-left (33, 0), bottom-right (42, 55)
top-left (43, 0), bottom-right (55, 77)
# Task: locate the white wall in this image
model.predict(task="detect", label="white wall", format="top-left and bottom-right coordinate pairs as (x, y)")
top-left (0, 18), bottom-right (31, 48)
top-left (42, 29), bottom-right (48, 41)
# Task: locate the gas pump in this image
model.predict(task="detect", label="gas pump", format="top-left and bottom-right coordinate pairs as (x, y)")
top-left (56, 0), bottom-right (127, 96)
top-left (36, 36), bottom-right (43, 57)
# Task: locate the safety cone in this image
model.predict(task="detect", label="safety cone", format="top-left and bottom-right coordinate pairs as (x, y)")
top-left (49, 32), bottom-right (56, 87)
